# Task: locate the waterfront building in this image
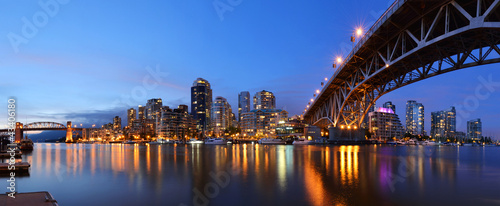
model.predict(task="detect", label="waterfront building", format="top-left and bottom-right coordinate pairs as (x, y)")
top-left (383, 101), bottom-right (396, 113)
top-left (211, 96), bottom-right (233, 137)
top-left (127, 108), bottom-right (136, 127)
top-left (113, 116), bottom-right (121, 131)
top-left (276, 117), bottom-right (305, 138)
top-left (430, 106), bottom-right (456, 141)
top-left (145, 98), bottom-right (163, 120)
top-left (238, 91), bottom-right (251, 122)
top-left (406, 100), bottom-right (425, 135)
top-left (467, 118), bottom-right (482, 141)
top-left (240, 109), bottom-right (288, 137)
top-left (369, 107), bottom-right (405, 140)
top-left (156, 105), bottom-right (196, 140)
top-left (191, 78), bottom-right (213, 133)
top-left (253, 90), bottom-right (276, 110)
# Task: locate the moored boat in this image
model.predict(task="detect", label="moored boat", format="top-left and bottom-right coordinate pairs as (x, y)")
top-left (19, 137), bottom-right (34, 151)
top-left (204, 138), bottom-right (228, 145)
top-left (422, 140), bottom-right (437, 146)
top-left (187, 139), bottom-right (204, 144)
top-left (258, 138), bottom-right (286, 145)
top-left (293, 138), bottom-right (315, 145)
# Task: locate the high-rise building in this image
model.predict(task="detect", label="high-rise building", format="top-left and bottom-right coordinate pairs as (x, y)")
top-left (138, 105), bottom-right (145, 120)
top-left (430, 106), bottom-right (456, 141)
top-left (238, 91), bottom-right (251, 122)
top-left (157, 105), bottom-right (196, 140)
top-left (253, 90), bottom-right (276, 110)
top-left (191, 78), bottom-right (213, 132)
top-left (113, 116), bottom-right (121, 131)
top-left (383, 101), bottom-right (396, 113)
top-left (369, 107), bottom-right (404, 140)
top-left (127, 108), bottom-right (136, 127)
top-left (146, 98), bottom-right (163, 120)
top-left (211, 96), bottom-right (232, 137)
top-left (467, 118), bottom-right (482, 141)
top-left (406, 100), bottom-right (425, 135)
top-left (240, 109), bottom-right (288, 137)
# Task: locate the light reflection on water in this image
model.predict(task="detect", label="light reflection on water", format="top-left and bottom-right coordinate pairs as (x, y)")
top-left (7, 143), bottom-right (500, 206)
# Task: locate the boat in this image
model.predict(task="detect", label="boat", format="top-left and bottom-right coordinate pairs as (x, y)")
top-left (205, 138), bottom-right (228, 145)
top-left (422, 140), bottom-right (437, 146)
top-left (407, 139), bottom-right (418, 145)
top-left (386, 140), bottom-right (397, 145)
top-left (19, 136), bottom-right (34, 151)
top-left (124, 140), bottom-right (137, 144)
top-left (293, 138), bottom-right (315, 145)
top-left (149, 138), bottom-right (169, 145)
top-left (396, 139), bottom-right (406, 145)
top-left (314, 138), bottom-right (329, 144)
top-left (258, 138), bottom-right (286, 145)
top-left (187, 139), bottom-right (204, 144)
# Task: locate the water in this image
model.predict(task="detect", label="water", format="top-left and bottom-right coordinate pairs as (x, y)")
top-left (4, 143), bottom-right (500, 206)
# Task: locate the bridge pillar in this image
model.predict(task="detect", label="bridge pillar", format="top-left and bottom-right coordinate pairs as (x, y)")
top-left (15, 122), bottom-right (23, 143)
top-left (66, 121), bottom-right (73, 142)
top-left (329, 126), bottom-right (365, 142)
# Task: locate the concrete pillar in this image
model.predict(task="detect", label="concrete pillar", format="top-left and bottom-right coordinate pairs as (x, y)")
top-left (329, 126), bottom-right (365, 141)
top-left (15, 122), bottom-right (23, 143)
top-left (66, 121), bottom-right (73, 142)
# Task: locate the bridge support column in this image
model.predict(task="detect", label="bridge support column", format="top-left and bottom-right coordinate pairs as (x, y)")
top-left (66, 121), bottom-right (73, 143)
top-left (329, 126), bottom-right (365, 142)
top-left (15, 122), bottom-right (23, 143)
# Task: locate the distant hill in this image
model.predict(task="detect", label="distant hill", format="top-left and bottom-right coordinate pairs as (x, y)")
top-left (26, 131), bottom-right (66, 143)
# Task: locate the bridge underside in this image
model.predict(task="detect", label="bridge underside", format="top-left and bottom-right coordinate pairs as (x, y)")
top-left (305, 0), bottom-right (500, 129)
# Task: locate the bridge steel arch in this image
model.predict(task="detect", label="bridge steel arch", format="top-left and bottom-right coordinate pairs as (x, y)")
top-left (23, 122), bottom-right (67, 130)
top-left (305, 0), bottom-right (500, 128)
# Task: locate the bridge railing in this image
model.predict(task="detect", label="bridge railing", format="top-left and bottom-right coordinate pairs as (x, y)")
top-left (337, 0), bottom-right (406, 75)
top-left (308, 0), bottom-right (407, 114)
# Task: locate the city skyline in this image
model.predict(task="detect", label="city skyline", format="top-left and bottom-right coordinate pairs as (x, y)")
top-left (0, 0), bottom-right (499, 138)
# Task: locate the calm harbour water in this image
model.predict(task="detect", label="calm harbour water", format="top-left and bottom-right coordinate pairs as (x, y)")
top-left (4, 143), bottom-right (500, 206)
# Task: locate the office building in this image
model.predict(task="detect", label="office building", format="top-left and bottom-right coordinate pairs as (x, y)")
top-left (240, 109), bottom-right (288, 137)
top-left (138, 105), bottom-right (145, 120)
top-left (406, 100), bottom-right (425, 135)
top-left (430, 106), bottom-right (456, 141)
top-left (127, 108), bottom-right (136, 127)
top-left (238, 91), bottom-right (251, 122)
top-left (145, 98), bottom-right (163, 120)
top-left (211, 97), bottom-right (233, 137)
top-left (191, 78), bottom-right (213, 132)
top-left (383, 101), bottom-right (396, 113)
top-left (253, 90), bottom-right (276, 110)
top-left (157, 105), bottom-right (196, 140)
top-left (467, 118), bottom-right (482, 141)
top-left (113, 116), bottom-right (121, 131)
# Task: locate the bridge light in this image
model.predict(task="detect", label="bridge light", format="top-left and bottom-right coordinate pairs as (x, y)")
top-left (306, 105), bottom-right (310, 108)
top-left (316, 89), bottom-right (320, 94)
top-left (356, 28), bottom-right (363, 37)
top-left (347, 125), bottom-right (351, 129)
top-left (341, 125), bottom-right (345, 129)
top-left (325, 77), bottom-right (328, 81)
top-left (386, 64), bottom-right (390, 68)
top-left (310, 98), bottom-right (314, 102)
top-left (354, 126), bottom-right (357, 129)
top-left (336, 57), bottom-right (342, 64)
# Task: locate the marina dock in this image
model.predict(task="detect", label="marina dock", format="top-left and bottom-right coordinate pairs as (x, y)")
top-left (0, 162), bottom-right (30, 174)
top-left (0, 191), bottom-right (58, 206)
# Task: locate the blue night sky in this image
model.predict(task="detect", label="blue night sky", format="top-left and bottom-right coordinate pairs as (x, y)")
top-left (0, 0), bottom-right (499, 138)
